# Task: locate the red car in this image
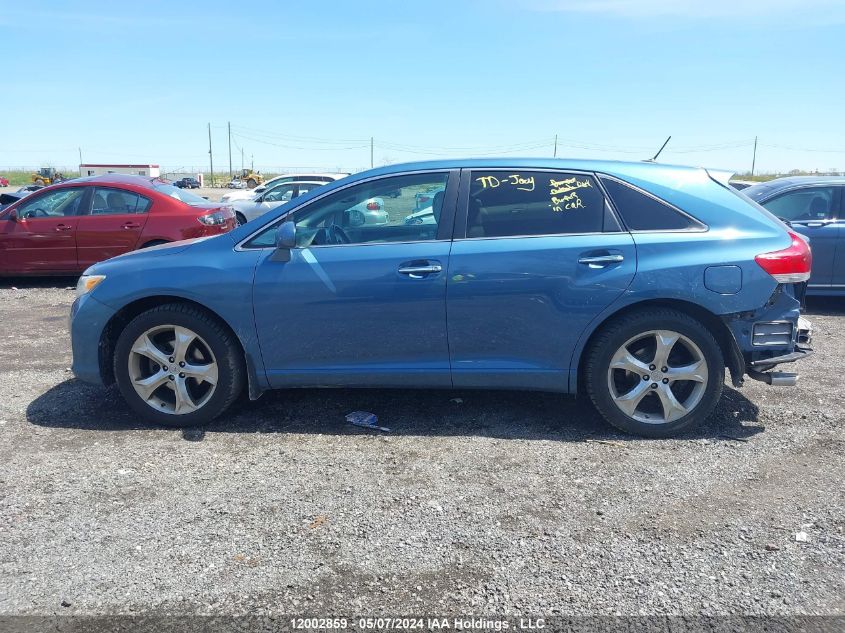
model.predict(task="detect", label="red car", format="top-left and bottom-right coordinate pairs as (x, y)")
top-left (0, 175), bottom-right (236, 276)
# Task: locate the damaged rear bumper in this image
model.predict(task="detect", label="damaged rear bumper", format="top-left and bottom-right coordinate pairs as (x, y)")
top-left (722, 287), bottom-right (813, 388)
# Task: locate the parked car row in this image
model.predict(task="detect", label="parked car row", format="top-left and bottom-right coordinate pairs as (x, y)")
top-left (3, 170), bottom-right (842, 296)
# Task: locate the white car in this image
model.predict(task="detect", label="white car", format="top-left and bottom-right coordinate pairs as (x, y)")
top-left (220, 172), bottom-right (348, 203)
top-left (232, 181), bottom-right (326, 224)
top-left (232, 179), bottom-right (388, 227)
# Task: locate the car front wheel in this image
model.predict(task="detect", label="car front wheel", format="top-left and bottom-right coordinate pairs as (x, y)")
top-left (113, 304), bottom-right (244, 427)
top-left (585, 308), bottom-right (724, 437)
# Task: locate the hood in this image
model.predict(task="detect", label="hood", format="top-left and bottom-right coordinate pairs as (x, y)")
top-left (101, 236), bottom-right (212, 264)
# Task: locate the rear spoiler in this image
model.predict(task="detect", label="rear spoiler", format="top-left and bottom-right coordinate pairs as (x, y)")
top-left (706, 168), bottom-right (734, 187)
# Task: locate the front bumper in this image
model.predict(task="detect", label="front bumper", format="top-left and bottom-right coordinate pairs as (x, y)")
top-left (70, 293), bottom-right (117, 386)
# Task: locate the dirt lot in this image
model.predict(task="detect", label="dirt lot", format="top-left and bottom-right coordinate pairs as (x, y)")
top-left (0, 279), bottom-right (843, 617)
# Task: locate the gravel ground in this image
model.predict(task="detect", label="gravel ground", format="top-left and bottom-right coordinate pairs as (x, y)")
top-left (0, 279), bottom-right (843, 617)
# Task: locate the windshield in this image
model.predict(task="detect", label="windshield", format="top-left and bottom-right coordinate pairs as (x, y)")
top-left (153, 182), bottom-right (208, 206)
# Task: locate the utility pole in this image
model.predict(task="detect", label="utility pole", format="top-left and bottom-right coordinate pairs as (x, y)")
top-left (251, 154), bottom-right (254, 171)
top-left (78, 147), bottom-right (82, 166)
top-left (241, 147), bottom-right (244, 171)
top-left (208, 123), bottom-right (214, 187)
top-left (751, 136), bottom-right (758, 177)
top-left (553, 134), bottom-right (558, 158)
top-left (228, 121), bottom-right (233, 179)
top-left (370, 137), bottom-right (374, 168)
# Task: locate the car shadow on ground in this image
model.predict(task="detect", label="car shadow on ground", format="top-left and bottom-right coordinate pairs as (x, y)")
top-left (0, 276), bottom-right (77, 289)
top-left (805, 295), bottom-right (845, 316)
top-left (27, 378), bottom-right (763, 443)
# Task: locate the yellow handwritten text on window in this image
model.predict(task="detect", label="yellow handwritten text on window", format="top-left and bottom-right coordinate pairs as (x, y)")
top-left (474, 174), bottom-right (536, 192)
top-left (549, 177), bottom-right (592, 196)
top-left (550, 191), bottom-right (585, 212)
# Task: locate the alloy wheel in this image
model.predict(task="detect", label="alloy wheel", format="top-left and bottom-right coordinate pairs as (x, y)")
top-left (128, 325), bottom-right (218, 415)
top-left (607, 329), bottom-right (708, 424)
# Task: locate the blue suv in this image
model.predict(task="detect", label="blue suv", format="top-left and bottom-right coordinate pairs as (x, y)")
top-left (70, 159), bottom-right (813, 437)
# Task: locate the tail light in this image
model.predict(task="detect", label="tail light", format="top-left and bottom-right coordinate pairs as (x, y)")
top-left (197, 207), bottom-right (235, 227)
top-left (366, 201), bottom-right (380, 211)
top-left (754, 231), bottom-right (812, 283)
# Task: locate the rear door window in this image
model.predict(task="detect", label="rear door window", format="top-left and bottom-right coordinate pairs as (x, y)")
top-left (466, 171), bottom-right (604, 237)
top-left (91, 188), bottom-right (151, 214)
top-left (600, 177), bottom-right (701, 231)
top-left (762, 187), bottom-right (836, 222)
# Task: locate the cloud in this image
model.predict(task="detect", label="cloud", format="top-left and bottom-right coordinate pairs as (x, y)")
top-left (530, 0), bottom-right (845, 21)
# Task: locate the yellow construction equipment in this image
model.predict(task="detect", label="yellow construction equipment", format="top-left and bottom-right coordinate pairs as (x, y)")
top-left (239, 169), bottom-right (263, 189)
top-left (31, 167), bottom-right (66, 186)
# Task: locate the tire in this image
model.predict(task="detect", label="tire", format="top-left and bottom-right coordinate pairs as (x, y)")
top-left (585, 308), bottom-right (724, 438)
top-left (235, 212), bottom-right (247, 226)
top-left (247, 178), bottom-right (257, 188)
top-left (140, 240), bottom-right (168, 249)
top-left (113, 304), bottom-right (244, 427)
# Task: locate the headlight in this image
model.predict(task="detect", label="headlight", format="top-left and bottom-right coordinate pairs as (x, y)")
top-left (76, 274), bottom-right (106, 297)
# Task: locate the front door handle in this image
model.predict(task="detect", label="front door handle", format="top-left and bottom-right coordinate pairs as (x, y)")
top-left (55, 224), bottom-right (72, 232)
top-left (122, 222), bottom-right (141, 229)
top-left (578, 254), bottom-right (624, 267)
top-left (804, 222), bottom-right (826, 228)
top-left (398, 261), bottom-right (442, 279)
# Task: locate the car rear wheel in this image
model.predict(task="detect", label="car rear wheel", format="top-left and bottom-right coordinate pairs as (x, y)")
top-left (585, 308), bottom-right (724, 437)
top-left (113, 304), bottom-right (244, 427)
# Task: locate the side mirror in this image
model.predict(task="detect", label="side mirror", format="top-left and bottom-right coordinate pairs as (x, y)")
top-left (271, 221), bottom-right (296, 262)
top-left (7, 209), bottom-right (17, 222)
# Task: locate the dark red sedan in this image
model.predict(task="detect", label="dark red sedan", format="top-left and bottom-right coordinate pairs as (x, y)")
top-left (0, 175), bottom-right (236, 275)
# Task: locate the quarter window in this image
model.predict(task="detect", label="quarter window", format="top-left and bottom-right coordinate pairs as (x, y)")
top-left (91, 188), bottom-right (151, 214)
top-left (600, 177), bottom-right (699, 231)
top-left (16, 188), bottom-right (86, 219)
top-left (466, 171), bottom-right (604, 237)
top-left (762, 187), bottom-right (836, 222)
top-left (244, 172), bottom-right (450, 248)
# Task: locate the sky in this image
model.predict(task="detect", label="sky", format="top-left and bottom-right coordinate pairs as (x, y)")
top-left (1, 0), bottom-right (844, 175)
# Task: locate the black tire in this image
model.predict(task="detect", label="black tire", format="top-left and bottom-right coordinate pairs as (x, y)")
top-left (235, 212), bottom-right (247, 226)
top-left (113, 304), bottom-right (244, 427)
top-left (585, 308), bottom-right (724, 438)
top-left (247, 178), bottom-right (257, 188)
top-left (140, 239), bottom-right (168, 249)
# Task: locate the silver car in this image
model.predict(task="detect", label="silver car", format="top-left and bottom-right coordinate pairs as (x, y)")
top-left (233, 180), bottom-right (387, 226)
top-left (220, 172), bottom-right (349, 203)
top-left (232, 181), bottom-right (326, 225)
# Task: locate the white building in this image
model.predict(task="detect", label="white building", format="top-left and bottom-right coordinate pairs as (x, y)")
top-left (79, 163), bottom-right (161, 178)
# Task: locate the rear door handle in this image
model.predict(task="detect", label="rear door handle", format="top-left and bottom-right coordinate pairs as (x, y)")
top-left (122, 222), bottom-right (141, 229)
top-left (578, 254), bottom-right (624, 266)
top-left (398, 261), bottom-right (442, 279)
top-left (55, 224), bottom-right (72, 232)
